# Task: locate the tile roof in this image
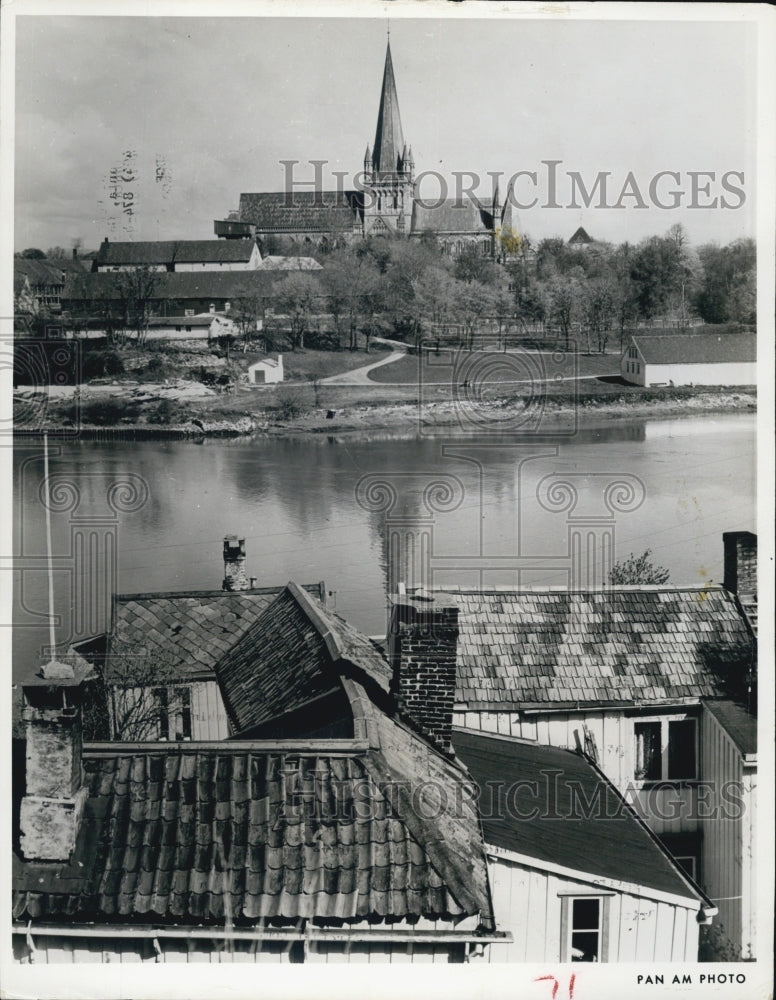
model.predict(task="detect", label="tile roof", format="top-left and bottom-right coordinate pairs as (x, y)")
top-left (63, 270), bottom-right (282, 304)
top-left (239, 191), bottom-right (363, 234)
top-left (411, 197), bottom-right (493, 235)
top-left (12, 743), bottom-right (488, 927)
top-left (703, 699), bottom-right (757, 757)
top-left (568, 226), bottom-right (593, 245)
top-left (104, 586), bottom-right (325, 682)
top-left (453, 729), bottom-right (703, 904)
top-left (216, 583), bottom-right (392, 734)
top-left (95, 240), bottom-right (257, 267)
top-left (436, 587), bottom-right (754, 709)
top-left (632, 332), bottom-right (756, 366)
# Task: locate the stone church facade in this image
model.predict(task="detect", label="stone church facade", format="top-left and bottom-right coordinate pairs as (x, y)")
top-left (214, 42), bottom-right (512, 257)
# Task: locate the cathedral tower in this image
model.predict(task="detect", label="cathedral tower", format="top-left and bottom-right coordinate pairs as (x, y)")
top-left (363, 41), bottom-right (414, 237)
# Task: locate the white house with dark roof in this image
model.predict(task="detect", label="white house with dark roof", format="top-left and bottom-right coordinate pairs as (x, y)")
top-left (428, 532), bottom-right (758, 960)
top-left (93, 238), bottom-right (261, 272)
top-left (621, 331), bottom-right (756, 386)
top-left (454, 729), bottom-right (715, 963)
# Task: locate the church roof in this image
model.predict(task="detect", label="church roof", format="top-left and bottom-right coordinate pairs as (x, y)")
top-left (372, 41), bottom-right (405, 175)
top-left (568, 226), bottom-right (594, 245)
top-left (411, 197), bottom-right (494, 235)
top-left (239, 191), bottom-right (363, 235)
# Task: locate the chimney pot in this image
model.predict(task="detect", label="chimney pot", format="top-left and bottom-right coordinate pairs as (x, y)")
top-left (223, 535), bottom-right (250, 591)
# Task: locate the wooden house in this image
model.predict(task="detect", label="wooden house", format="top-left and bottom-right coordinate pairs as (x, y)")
top-left (12, 584), bottom-right (711, 965)
top-left (427, 532), bottom-right (758, 959)
top-left (621, 332), bottom-right (756, 387)
top-left (453, 729), bottom-right (715, 963)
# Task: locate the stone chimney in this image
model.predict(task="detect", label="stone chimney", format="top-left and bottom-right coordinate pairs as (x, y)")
top-left (223, 535), bottom-right (250, 591)
top-left (388, 590), bottom-right (459, 756)
top-left (19, 658), bottom-right (91, 862)
top-left (723, 531), bottom-right (757, 598)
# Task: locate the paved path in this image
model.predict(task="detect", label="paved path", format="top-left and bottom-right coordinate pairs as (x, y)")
top-left (319, 338), bottom-right (408, 385)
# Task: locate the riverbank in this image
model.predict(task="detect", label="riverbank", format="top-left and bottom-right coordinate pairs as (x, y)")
top-left (14, 381), bottom-right (756, 439)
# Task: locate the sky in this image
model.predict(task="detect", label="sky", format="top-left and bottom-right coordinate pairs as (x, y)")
top-left (12, 12), bottom-right (759, 253)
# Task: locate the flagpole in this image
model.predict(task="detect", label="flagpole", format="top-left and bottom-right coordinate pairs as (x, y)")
top-left (43, 432), bottom-right (56, 661)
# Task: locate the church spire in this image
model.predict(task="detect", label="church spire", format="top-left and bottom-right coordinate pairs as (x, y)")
top-left (372, 40), bottom-right (405, 176)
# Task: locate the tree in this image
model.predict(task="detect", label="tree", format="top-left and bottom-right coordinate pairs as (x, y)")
top-left (20, 247), bottom-right (46, 259)
top-left (695, 238), bottom-right (756, 325)
top-left (321, 248), bottom-right (382, 351)
top-left (609, 549), bottom-right (670, 586)
top-left (115, 265), bottom-right (159, 345)
top-left (545, 271), bottom-right (584, 349)
top-left (411, 267), bottom-right (458, 350)
top-left (276, 272), bottom-right (322, 350)
top-left (46, 246), bottom-right (68, 260)
top-left (85, 648), bottom-right (186, 742)
top-left (582, 277), bottom-right (615, 354)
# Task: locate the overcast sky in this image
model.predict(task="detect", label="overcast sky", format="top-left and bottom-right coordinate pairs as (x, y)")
top-left (13, 13), bottom-right (758, 252)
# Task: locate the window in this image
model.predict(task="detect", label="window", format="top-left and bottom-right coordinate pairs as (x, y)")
top-left (151, 686), bottom-right (192, 741)
top-left (560, 896), bottom-right (610, 962)
top-left (634, 717), bottom-right (697, 781)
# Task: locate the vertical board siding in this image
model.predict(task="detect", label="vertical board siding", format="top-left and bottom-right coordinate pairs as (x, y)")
top-left (486, 857), bottom-right (697, 963)
top-left (700, 707), bottom-right (754, 958)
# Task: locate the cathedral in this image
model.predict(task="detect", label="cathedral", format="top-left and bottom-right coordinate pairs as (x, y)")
top-left (214, 41), bottom-right (512, 257)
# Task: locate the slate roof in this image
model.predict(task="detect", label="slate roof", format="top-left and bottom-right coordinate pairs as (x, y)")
top-left (703, 699), bottom-right (757, 757)
top-left (216, 583), bottom-right (392, 734)
top-left (239, 191), bottom-right (363, 234)
top-left (453, 729), bottom-right (705, 904)
top-left (101, 586), bottom-right (325, 682)
top-left (94, 240), bottom-right (257, 267)
top-left (435, 587), bottom-right (754, 709)
top-left (62, 270), bottom-right (282, 305)
top-left (12, 742), bottom-right (488, 927)
top-left (632, 332), bottom-right (756, 366)
top-left (411, 197), bottom-right (493, 235)
top-left (372, 41), bottom-right (406, 175)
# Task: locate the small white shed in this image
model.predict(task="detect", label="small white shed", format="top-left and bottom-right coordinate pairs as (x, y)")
top-left (248, 354), bottom-right (284, 384)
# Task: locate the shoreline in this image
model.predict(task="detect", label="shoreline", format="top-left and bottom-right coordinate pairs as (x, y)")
top-left (13, 388), bottom-right (757, 441)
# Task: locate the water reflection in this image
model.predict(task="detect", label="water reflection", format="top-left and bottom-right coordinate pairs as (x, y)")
top-left (13, 413), bottom-right (755, 681)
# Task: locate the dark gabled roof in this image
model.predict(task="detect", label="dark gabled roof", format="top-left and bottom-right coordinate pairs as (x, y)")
top-left (14, 258), bottom-right (76, 287)
top-left (703, 699), bottom-right (757, 757)
top-left (632, 332), bottom-right (757, 366)
top-left (12, 742), bottom-right (487, 927)
top-left (436, 587), bottom-right (754, 709)
top-left (568, 226), bottom-right (593, 245)
top-left (62, 270), bottom-right (282, 304)
top-left (103, 585), bottom-right (325, 682)
top-left (95, 239), bottom-right (257, 267)
top-left (216, 583), bottom-right (392, 734)
top-left (453, 729), bottom-right (704, 904)
top-left (239, 191), bottom-right (363, 234)
top-left (411, 197), bottom-right (493, 235)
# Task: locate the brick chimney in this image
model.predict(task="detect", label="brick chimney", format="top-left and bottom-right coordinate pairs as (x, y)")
top-left (223, 535), bottom-right (250, 591)
top-left (19, 658), bottom-right (91, 862)
top-left (723, 531), bottom-right (757, 598)
top-left (388, 590), bottom-right (459, 756)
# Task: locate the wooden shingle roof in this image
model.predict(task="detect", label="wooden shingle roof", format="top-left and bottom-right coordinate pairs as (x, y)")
top-left (438, 587), bottom-right (754, 709)
top-left (216, 583), bottom-right (392, 734)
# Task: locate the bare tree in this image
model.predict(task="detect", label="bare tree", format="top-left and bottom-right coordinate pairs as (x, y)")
top-left (95, 648), bottom-right (190, 742)
top-left (609, 549), bottom-right (670, 586)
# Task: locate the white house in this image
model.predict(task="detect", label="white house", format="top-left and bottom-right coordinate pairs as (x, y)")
top-left (248, 354), bottom-right (284, 384)
top-left (432, 532), bottom-right (758, 960)
top-left (621, 332), bottom-right (756, 386)
top-left (454, 728), bottom-right (715, 963)
top-left (93, 238), bottom-right (261, 273)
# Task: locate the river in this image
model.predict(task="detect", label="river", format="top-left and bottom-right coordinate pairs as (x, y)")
top-left (12, 412), bottom-right (756, 683)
